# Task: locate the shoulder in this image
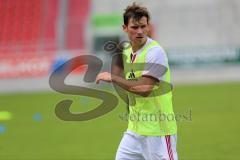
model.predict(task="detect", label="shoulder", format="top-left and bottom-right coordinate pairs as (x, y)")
top-left (148, 45), bottom-right (166, 57)
top-left (146, 44), bottom-right (168, 67)
top-left (146, 38), bottom-right (166, 58)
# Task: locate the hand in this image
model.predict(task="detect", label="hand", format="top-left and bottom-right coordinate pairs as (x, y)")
top-left (95, 72), bottom-right (113, 84)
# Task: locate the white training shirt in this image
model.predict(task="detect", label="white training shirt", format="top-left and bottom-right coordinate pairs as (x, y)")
top-left (132, 37), bottom-right (169, 82)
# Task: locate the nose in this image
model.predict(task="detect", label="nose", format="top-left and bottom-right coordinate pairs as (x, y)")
top-left (137, 28), bottom-right (143, 34)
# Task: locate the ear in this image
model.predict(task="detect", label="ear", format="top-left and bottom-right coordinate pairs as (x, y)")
top-left (122, 25), bottom-right (127, 33)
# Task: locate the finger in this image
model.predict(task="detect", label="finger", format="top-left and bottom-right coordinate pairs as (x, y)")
top-left (96, 78), bottom-right (100, 84)
top-left (95, 75), bottom-right (100, 84)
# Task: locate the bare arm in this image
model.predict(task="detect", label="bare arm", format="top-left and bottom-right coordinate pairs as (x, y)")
top-left (111, 65), bottom-right (124, 77)
top-left (96, 72), bottom-right (157, 97)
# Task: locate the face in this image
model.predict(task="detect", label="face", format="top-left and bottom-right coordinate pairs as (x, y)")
top-left (123, 16), bottom-right (149, 46)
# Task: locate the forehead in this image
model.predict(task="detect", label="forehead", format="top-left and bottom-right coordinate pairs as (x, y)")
top-left (128, 16), bottom-right (148, 26)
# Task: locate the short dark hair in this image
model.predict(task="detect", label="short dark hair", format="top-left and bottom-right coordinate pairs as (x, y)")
top-left (123, 2), bottom-right (150, 26)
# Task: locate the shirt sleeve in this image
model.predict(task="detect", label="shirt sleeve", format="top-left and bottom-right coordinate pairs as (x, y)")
top-left (142, 46), bottom-right (169, 81)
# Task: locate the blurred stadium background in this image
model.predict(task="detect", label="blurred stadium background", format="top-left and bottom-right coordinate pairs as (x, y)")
top-left (0, 0), bottom-right (240, 159)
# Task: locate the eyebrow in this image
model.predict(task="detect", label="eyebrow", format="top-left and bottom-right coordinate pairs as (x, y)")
top-left (130, 24), bottom-right (146, 27)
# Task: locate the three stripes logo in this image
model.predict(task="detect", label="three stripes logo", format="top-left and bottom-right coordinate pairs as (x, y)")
top-left (128, 69), bottom-right (136, 80)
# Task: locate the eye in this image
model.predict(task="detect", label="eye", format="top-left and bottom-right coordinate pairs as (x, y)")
top-left (131, 26), bottom-right (138, 29)
top-left (141, 25), bottom-right (146, 29)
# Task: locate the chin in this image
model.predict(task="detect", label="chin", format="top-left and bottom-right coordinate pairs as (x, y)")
top-left (138, 38), bottom-right (146, 44)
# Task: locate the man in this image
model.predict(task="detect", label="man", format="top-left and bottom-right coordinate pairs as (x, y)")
top-left (96, 3), bottom-right (178, 160)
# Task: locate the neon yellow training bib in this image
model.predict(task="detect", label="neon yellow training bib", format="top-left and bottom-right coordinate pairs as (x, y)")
top-left (123, 40), bottom-right (177, 136)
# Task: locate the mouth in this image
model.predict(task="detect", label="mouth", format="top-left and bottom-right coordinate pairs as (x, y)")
top-left (136, 37), bottom-right (143, 39)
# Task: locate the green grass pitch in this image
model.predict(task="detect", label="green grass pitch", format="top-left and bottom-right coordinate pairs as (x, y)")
top-left (0, 82), bottom-right (239, 159)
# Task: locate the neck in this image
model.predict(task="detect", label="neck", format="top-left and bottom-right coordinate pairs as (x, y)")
top-left (131, 38), bottom-right (147, 53)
